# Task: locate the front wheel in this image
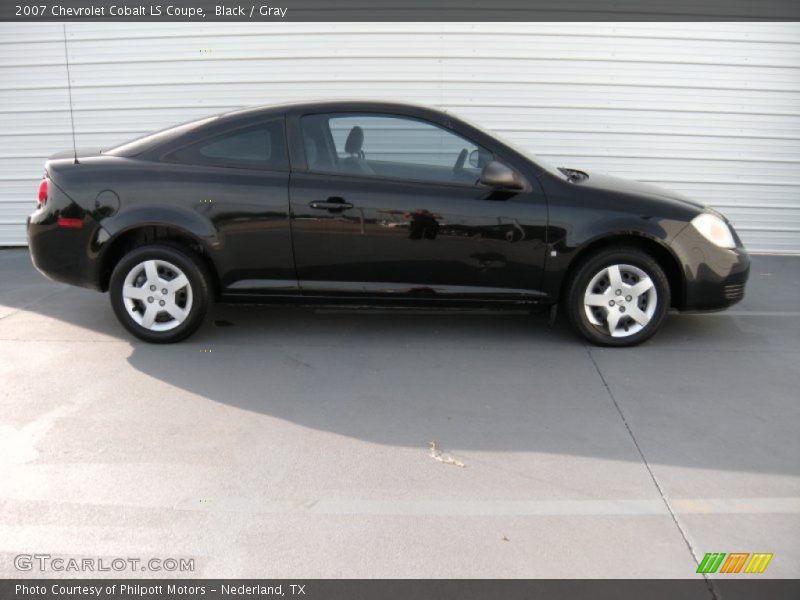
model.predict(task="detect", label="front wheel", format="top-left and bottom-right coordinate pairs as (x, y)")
top-left (109, 243), bottom-right (211, 343)
top-left (565, 248), bottom-right (670, 347)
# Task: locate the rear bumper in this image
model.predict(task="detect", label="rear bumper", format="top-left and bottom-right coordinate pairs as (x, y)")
top-left (27, 211), bottom-right (104, 292)
top-left (670, 224), bottom-right (750, 311)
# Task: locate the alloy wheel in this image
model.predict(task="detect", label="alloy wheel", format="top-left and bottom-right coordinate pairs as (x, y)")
top-left (583, 263), bottom-right (657, 338)
top-left (121, 259), bottom-right (193, 331)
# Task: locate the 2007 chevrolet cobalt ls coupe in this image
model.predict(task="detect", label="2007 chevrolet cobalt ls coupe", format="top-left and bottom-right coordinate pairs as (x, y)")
top-left (28, 101), bottom-right (749, 346)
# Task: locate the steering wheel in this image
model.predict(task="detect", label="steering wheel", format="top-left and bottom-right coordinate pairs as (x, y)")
top-left (453, 148), bottom-right (468, 174)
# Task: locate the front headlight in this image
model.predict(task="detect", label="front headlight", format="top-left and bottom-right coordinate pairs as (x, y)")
top-left (691, 212), bottom-right (736, 249)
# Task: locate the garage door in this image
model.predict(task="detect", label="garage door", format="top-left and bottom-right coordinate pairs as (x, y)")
top-left (1, 22), bottom-right (798, 252)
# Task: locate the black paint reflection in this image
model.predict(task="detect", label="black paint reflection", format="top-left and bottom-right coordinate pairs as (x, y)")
top-left (405, 208), bottom-right (441, 240)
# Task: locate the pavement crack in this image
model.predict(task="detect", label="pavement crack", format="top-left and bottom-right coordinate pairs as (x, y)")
top-left (585, 346), bottom-right (721, 600)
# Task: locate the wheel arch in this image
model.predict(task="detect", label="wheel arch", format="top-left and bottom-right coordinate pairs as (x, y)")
top-left (560, 234), bottom-right (685, 308)
top-left (98, 224), bottom-right (219, 296)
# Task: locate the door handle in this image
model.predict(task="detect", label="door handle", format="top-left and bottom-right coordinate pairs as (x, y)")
top-left (309, 197), bottom-right (353, 211)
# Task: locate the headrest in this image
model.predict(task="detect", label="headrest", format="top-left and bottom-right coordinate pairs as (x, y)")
top-left (344, 126), bottom-right (364, 154)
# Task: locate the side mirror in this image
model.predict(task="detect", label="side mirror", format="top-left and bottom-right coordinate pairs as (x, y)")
top-left (480, 161), bottom-right (524, 190)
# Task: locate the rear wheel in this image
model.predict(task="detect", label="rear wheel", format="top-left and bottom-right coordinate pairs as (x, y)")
top-left (109, 243), bottom-right (211, 343)
top-left (565, 248), bottom-right (670, 347)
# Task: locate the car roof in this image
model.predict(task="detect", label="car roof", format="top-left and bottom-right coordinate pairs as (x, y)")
top-left (220, 100), bottom-right (450, 120)
top-left (107, 101), bottom-right (458, 159)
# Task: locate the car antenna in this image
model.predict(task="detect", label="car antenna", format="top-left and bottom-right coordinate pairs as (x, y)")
top-left (62, 24), bottom-right (79, 164)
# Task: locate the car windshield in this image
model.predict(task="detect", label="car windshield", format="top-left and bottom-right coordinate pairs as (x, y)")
top-left (105, 115), bottom-right (220, 157)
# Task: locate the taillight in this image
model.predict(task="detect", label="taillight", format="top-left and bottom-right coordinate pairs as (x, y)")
top-left (37, 178), bottom-right (48, 207)
top-left (56, 217), bottom-right (83, 229)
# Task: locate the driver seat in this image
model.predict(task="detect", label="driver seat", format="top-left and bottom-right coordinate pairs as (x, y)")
top-left (340, 126), bottom-right (375, 175)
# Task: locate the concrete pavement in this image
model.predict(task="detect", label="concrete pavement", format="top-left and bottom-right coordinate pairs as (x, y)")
top-left (0, 249), bottom-right (798, 581)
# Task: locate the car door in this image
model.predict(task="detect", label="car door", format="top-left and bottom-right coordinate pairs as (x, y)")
top-left (288, 111), bottom-right (548, 298)
top-left (155, 116), bottom-right (296, 293)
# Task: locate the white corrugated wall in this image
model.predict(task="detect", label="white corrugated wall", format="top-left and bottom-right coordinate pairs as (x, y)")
top-left (1, 22), bottom-right (799, 252)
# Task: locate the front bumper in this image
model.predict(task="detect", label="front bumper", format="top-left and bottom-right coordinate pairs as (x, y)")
top-left (670, 223), bottom-right (750, 311)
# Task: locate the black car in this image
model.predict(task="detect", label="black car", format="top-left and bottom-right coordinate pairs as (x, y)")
top-left (27, 101), bottom-right (749, 346)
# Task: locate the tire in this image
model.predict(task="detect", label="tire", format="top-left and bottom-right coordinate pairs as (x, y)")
top-left (564, 247), bottom-right (670, 347)
top-left (109, 243), bottom-right (211, 343)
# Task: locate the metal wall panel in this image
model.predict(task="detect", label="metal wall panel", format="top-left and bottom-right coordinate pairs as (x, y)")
top-left (0, 22), bottom-right (798, 251)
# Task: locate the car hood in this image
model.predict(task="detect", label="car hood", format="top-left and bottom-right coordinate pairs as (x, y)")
top-left (567, 169), bottom-right (706, 212)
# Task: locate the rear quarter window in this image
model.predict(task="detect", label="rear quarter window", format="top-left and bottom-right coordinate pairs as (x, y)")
top-left (164, 119), bottom-right (288, 171)
top-left (105, 116), bottom-right (219, 157)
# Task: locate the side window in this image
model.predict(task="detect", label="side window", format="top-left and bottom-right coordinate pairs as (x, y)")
top-left (300, 113), bottom-right (490, 185)
top-left (165, 119), bottom-right (288, 170)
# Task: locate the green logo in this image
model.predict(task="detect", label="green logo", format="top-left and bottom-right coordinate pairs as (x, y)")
top-left (697, 552), bottom-right (772, 574)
